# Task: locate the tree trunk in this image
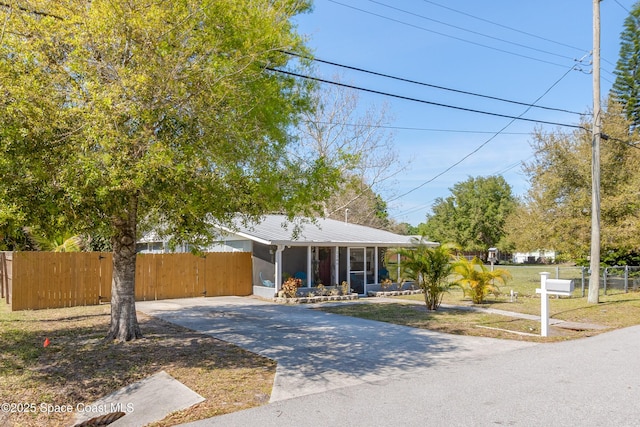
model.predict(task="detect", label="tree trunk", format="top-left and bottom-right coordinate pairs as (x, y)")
top-left (106, 197), bottom-right (142, 341)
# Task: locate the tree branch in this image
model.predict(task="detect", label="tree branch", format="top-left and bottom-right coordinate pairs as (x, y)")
top-left (0, 1), bottom-right (64, 21)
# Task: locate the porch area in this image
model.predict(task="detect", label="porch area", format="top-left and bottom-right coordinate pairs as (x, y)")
top-left (253, 244), bottom-right (406, 298)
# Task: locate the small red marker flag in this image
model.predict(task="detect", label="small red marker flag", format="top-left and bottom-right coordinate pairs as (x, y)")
top-left (43, 338), bottom-right (50, 347)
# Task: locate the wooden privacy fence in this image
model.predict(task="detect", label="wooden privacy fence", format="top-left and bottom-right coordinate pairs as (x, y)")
top-left (0, 251), bottom-right (252, 311)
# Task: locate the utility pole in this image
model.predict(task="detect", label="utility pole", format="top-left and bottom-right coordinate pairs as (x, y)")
top-left (588, 0), bottom-right (601, 304)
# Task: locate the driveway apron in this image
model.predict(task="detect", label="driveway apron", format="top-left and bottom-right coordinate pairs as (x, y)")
top-left (136, 297), bottom-right (535, 402)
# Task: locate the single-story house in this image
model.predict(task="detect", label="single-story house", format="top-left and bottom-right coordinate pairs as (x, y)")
top-left (137, 215), bottom-right (437, 297)
top-left (512, 250), bottom-right (557, 264)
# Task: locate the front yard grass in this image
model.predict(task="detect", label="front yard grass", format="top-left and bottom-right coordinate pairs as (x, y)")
top-left (0, 303), bottom-right (275, 427)
top-left (4, 264), bottom-right (639, 426)
top-left (318, 288), bottom-right (640, 343)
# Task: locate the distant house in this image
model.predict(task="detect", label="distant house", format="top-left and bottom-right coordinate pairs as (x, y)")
top-left (138, 215), bottom-right (437, 297)
top-left (512, 250), bottom-right (556, 264)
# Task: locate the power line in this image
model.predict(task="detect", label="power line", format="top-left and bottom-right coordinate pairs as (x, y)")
top-left (419, 0), bottom-right (618, 72)
top-left (327, 0), bottom-right (579, 69)
top-left (284, 51), bottom-right (585, 116)
top-left (300, 120), bottom-right (534, 135)
top-left (613, 0), bottom-right (632, 15)
top-left (421, 0), bottom-right (588, 54)
top-left (603, 133), bottom-right (640, 150)
top-left (267, 68), bottom-right (586, 130)
top-left (367, 0), bottom-right (585, 63)
top-left (385, 62), bottom-right (582, 203)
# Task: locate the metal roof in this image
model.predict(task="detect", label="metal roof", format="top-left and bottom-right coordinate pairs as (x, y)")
top-left (228, 215), bottom-right (437, 247)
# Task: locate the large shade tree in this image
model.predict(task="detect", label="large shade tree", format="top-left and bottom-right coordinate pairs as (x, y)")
top-left (504, 102), bottom-right (640, 263)
top-left (419, 176), bottom-right (516, 254)
top-left (0, 1), bottom-right (340, 341)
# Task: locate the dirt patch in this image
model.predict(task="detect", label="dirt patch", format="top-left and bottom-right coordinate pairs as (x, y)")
top-left (0, 304), bottom-right (275, 427)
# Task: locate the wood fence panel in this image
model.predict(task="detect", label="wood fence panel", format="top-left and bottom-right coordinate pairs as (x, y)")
top-left (135, 254), bottom-right (153, 301)
top-left (97, 253), bottom-right (112, 304)
top-left (204, 252), bottom-right (252, 296)
top-left (57, 253), bottom-right (70, 308)
top-left (204, 254), bottom-right (223, 297)
top-left (197, 256), bottom-right (207, 297)
top-left (11, 252), bottom-right (30, 311)
top-left (165, 254), bottom-right (199, 299)
top-left (166, 254), bottom-right (184, 299)
top-left (8, 252), bottom-right (252, 310)
top-left (85, 254), bottom-right (101, 306)
top-left (26, 252), bottom-right (39, 310)
top-left (76, 253), bottom-right (102, 306)
top-left (233, 252), bottom-right (253, 296)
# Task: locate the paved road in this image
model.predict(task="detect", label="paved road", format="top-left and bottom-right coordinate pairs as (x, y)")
top-left (137, 297), bottom-right (640, 426)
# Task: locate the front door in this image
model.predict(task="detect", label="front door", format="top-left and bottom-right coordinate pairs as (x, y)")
top-left (317, 247), bottom-right (332, 286)
top-left (349, 247), bottom-right (366, 294)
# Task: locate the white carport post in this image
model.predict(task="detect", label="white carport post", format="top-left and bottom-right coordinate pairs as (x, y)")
top-left (345, 247), bottom-right (350, 290)
top-left (274, 244), bottom-right (285, 293)
top-left (334, 246), bottom-right (340, 287)
top-left (373, 246), bottom-right (379, 288)
top-left (307, 246), bottom-right (312, 287)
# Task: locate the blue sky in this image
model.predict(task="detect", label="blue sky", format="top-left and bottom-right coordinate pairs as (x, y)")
top-left (292, 0), bottom-right (632, 226)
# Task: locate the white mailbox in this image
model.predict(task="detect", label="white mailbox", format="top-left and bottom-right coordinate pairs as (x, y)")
top-left (536, 273), bottom-right (575, 337)
top-left (544, 279), bottom-right (574, 295)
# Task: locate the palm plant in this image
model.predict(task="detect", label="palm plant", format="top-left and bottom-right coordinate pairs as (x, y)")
top-left (23, 227), bottom-right (86, 252)
top-left (451, 257), bottom-right (511, 304)
top-left (389, 237), bottom-right (457, 310)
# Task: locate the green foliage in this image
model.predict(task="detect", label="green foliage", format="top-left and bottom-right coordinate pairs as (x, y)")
top-left (592, 248), bottom-right (640, 267)
top-left (0, 209), bottom-right (31, 251)
top-left (389, 238), bottom-right (458, 310)
top-left (612, 3), bottom-right (640, 128)
top-left (505, 102), bottom-right (640, 261)
top-left (420, 176), bottom-right (516, 252)
top-left (451, 257), bottom-right (511, 304)
top-left (0, 0), bottom-right (335, 244)
top-left (0, 0), bottom-right (340, 340)
top-left (23, 228), bottom-right (86, 252)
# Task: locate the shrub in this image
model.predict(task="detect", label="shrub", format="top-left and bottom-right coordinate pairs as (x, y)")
top-left (452, 257), bottom-right (511, 304)
top-left (282, 277), bottom-right (302, 298)
top-left (340, 281), bottom-right (350, 295)
top-left (380, 278), bottom-right (393, 291)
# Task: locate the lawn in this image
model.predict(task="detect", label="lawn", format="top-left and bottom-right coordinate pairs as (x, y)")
top-left (3, 265), bottom-right (638, 425)
top-left (0, 303), bottom-right (275, 427)
top-left (319, 265), bottom-right (640, 343)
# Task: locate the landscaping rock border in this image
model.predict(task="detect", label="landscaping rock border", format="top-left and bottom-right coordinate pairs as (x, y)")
top-left (273, 294), bottom-right (359, 304)
top-left (367, 289), bottom-right (424, 297)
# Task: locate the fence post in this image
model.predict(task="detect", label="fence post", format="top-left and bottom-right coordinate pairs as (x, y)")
top-left (625, 265), bottom-right (629, 293)
top-left (603, 267), bottom-right (608, 295)
top-left (581, 266), bottom-right (586, 297)
top-left (0, 252), bottom-right (5, 300)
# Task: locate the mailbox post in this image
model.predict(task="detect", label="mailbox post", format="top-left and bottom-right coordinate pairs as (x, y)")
top-left (536, 272), bottom-right (574, 337)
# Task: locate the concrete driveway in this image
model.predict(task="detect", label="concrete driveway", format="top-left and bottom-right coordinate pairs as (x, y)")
top-left (136, 297), bottom-right (535, 402)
